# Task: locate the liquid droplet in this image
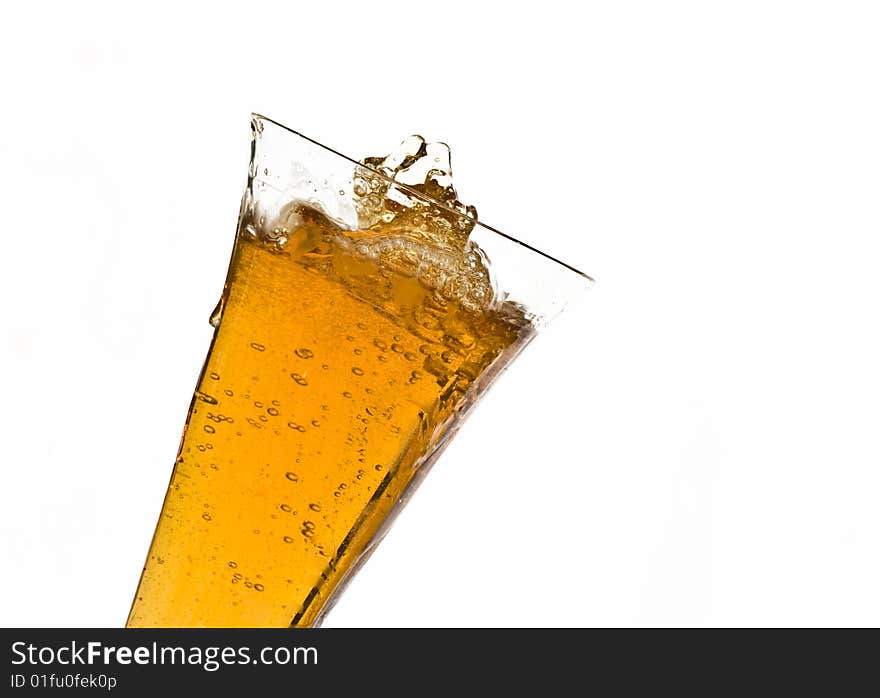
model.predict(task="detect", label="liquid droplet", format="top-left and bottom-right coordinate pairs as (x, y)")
top-left (209, 297), bottom-right (224, 328)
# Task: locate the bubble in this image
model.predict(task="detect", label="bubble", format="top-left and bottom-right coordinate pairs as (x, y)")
top-left (391, 343), bottom-right (404, 353)
top-left (311, 419), bottom-right (321, 428)
top-left (303, 520), bottom-right (316, 529)
top-left (373, 339), bottom-right (387, 350)
top-left (267, 407), bottom-right (279, 416)
top-left (285, 471), bottom-right (299, 482)
top-left (254, 584), bottom-right (265, 592)
top-left (195, 391), bottom-right (218, 405)
top-left (202, 513), bottom-right (212, 521)
top-left (224, 389), bottom-right (234, 397)
top-left (290, 373), bottom-right (308, 386)
top-left (404, 352), bottom-right (418, 362)
top-left (352, 367), bottom-right (364, 376)
top-left (346, 335), bottom-right (355, 342)
top-left (375, 464), bottom-right (383, 471)
top-left (321, 364), bottom-right (329, 370)
top-left (287, 422), bottom-right (306, 432)
top-left (295, 348), bottom-right (314, 359)
top-left (283, 536), bottom-right (294, 543)
top-left (228, 561), bottom-right (237, 568)
top-left (354, 348), bottom-right (363, 356)
top-left (209, 372), bottom-right (220, 380)
top-left (250, 342), bottom-right (266, 352)
top-left (309, 503), bottom-right (321, 512)
top-left (203, 425), bottom-right (216, 434)
top-left (280, 504), bottom-right (292, 512)
top-left (377, 355), bottom-right (388, 363)
top-left (342, 391), bottom-right (352, 399)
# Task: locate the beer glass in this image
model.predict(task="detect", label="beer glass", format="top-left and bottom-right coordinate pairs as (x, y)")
top-left (127, 115), bottom-right (592, 627)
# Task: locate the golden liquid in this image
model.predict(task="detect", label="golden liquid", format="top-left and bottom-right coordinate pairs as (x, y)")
top-left (127, 207), bottom-right (532, 627)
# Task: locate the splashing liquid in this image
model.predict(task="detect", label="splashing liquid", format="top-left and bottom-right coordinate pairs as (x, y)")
top-left (127, 136), bottom-right (534, 627)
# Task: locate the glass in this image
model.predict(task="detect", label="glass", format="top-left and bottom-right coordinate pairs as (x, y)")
top-left (126, 115), bottom-right (592, 627)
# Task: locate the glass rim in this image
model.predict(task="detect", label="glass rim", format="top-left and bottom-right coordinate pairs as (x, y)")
top-left (252, 113), bottom-right (594, 285)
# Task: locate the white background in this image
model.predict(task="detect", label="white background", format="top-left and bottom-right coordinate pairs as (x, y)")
top-left (1, 1), bottom-right (878, 628)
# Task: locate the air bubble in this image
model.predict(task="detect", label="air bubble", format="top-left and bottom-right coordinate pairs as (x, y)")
top-left (203, 425), bottom-right (216, 434)
top-left (250, 342), bottom-right (266, 352)
top-left (195, 391), bottom-right (218, 404)
top-left (309, 503), bottom-right (321, 512)
top-left (352, 367), bottom-right (364, 376)
top-left (267, 407), bottom-right (279, 416)
top-left (285, 472), bottom-right (299, 482)
top-left (342, 391), bottom-right (352, 399)
top-left (295, 348), bottom-right (314, 359)
top-left (283, 536), bottom-right (294, 543)
top-left (280, 504), bottom-right (292, 512)
top-left (290, 373), bottom-right (308, 386)
top-left (202, 513), bottom-right (212, 521)
top-left (209, 372), bottom-right (220, 380)
top-left (287, 422), bottom-right (306, 432)
top-left (254, 584), bottom-right (265, 592)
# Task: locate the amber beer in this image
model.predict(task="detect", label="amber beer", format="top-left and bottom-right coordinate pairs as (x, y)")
top-left (127, 127), bottom-right (534, 627)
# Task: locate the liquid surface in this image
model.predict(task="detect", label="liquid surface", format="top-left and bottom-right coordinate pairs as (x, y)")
top-left (127, 137), bottom-right (533, 627)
